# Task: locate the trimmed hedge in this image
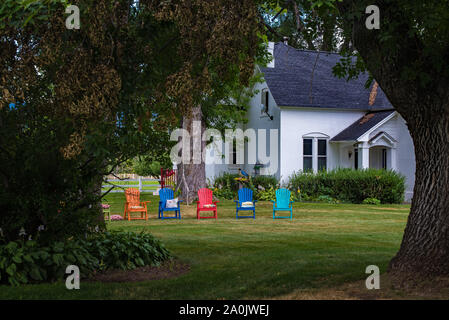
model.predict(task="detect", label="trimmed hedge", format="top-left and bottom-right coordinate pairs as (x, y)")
top-left (210, 173), bottom-right (278, 200)
top-left (287, 168), bottom-right (405, 204)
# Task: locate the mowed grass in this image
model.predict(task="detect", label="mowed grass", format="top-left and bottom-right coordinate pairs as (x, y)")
top-left (0, 194), bottom-right (409, 300)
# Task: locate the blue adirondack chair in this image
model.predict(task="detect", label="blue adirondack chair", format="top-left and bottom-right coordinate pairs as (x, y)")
top-left (158, 188), bottom-right (182, 220)
top-left (234, 188), bottom-right (257, 219)
top-left (271, 188), bottom-right (294, 220)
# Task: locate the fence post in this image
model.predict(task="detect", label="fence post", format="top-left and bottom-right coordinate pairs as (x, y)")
top-left (138, 176), bottom-right (142, 192)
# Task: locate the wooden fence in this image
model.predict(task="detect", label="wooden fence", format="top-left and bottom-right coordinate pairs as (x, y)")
top-left (102, 176), bottom-right (161, 194)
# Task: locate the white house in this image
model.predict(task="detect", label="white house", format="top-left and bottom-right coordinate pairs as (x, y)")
top-left (205, 42), bottom-right (415, 201)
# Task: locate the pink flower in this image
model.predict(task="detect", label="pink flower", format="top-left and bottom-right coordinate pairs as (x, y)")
top-left (101, 204), bottom-right (111, 209)
top-left (110, 215), bottom-right (123, 221)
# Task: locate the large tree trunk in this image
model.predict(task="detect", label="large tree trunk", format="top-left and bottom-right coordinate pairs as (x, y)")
top-left (389, 108), bottom-right (449, 277)
top-left (177, 106), bottom-right (207, 204)
top-left (335, 0), bottom-right (449, 280)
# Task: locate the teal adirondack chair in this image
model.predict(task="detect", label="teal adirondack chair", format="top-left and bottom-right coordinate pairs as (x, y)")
top-left (271, 188), bottom-right (294, 220)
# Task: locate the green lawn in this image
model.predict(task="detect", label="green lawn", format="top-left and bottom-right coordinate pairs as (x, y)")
top-left (0, 194), bottom-right (409, 300)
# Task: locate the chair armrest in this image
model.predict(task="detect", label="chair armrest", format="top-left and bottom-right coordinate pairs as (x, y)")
top-left (141, 201), bottom-right (150, 207)
top-left (270, 200), bottom-right (275, 203)
top-left (253, 200), bottom-right (258, 203)
top-left (178, 200), bottom-right (184, 203)
top-left (289, 201), bottom-right (295, 204)
top-left (234, 200), bottom-right (239, 203)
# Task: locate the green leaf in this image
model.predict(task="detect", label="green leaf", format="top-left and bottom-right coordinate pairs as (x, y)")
top-left (12, 255), bottom-right (22, 264)
top-left (29, 267), bottom-right (43, 281)
top-left (6, 263), bottom-right (16, 276)
top-left (52, 253), bottom-right (64, 265)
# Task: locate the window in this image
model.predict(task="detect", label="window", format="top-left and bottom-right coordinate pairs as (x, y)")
top-left (303, 138), bottom-right (313, 172)
top-left (354, 148), bottom-right (359, 170)
top-left (261, 89), bottom-right (269, 114)
top-left (302, 133), bottom-right (330, 172)
top-left (232, 140), bottom-right (237, 165)
top-left (382, 148), bottom-right (387, 169)
top-left (318, 139), bottom-right (327, 171)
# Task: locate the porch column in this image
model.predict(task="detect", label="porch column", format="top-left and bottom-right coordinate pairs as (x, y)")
top-left (361, 143), bottom-right (370, 169)
top-left (390, 147), bottom-right (397, 171)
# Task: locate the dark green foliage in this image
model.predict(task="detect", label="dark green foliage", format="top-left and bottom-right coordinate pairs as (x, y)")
top-left (210, 173), bottom-right (240, 199)
top-left (0, 231), bottom-right (171, 286)
top-left (0, 238), bottom-right (98, 286)
top-left (85, 231), bottom-right (171, 271)
top-left (210, 173), bottom-right (279, 200)
top-left (0, 109), bottom-right (108, 242)
top-left (251, 176), bottom-right (279, 199)
top-left (287, 169), bottom-right (405, 204)
top-left (363, 198), bottom-right (382, 205)
top-left (256, 187), bottom-right (276, 201)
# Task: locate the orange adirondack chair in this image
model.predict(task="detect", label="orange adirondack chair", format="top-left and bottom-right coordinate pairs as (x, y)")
top-left (196, 188), bottom-right (219, 219)
top-left (123, 188), bottom-right (149, 221)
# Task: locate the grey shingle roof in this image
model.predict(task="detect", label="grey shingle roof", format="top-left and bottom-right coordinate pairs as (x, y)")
top-left (260, 43), bottom-right (393, 110)
top-left (330, 110), bottom-right (395, 142)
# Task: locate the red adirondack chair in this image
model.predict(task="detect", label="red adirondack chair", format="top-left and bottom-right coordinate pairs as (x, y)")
top-left (196, 188), bottom-right (219, 219)
top-left (123, 188), bottom-right (149, 221)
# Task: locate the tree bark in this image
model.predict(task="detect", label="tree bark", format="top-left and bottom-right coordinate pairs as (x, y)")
top-left (177, 106), bottom-right (207, 204)
top-left (389, 109), bottom-right (449, 277)
top-left (335, 0), bottom-right (449, 278)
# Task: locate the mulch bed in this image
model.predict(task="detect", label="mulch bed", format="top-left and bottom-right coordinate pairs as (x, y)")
top-left (87, 259), bottom-right (190, 283)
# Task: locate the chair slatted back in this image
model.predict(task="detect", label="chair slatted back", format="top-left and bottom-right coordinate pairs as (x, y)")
top-left (125, 188), bottom-right (141, 207)
top-left (238, 188), bottom-right (253, 203)
top-left (198, 188), bottom-right (213, 205)
top-left (159, 188), bottom-right (174, 205)
top-left (276, 188), bottom-right (291, 208)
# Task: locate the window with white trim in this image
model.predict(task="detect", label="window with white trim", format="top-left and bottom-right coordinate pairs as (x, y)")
top-left (303, 138), bottom-right (313, 172)
top-left (302, 133), bottom-right (330, 172)
top-left (317, 139), bottom-right (327, 171)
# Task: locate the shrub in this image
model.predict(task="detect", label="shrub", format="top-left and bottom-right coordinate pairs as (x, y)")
top-left (86, 231), bottom-right (171, 271)
top-left (256, 187), bottom-right (277, 201)
top-left (209, 173), bottom-right (240, 199)
top-left (211, 173), bottom-right (240, 192)
top-left (363, 198), bottom-right (382, 205)
top-left (251, 175), bottom-right (278, 192)
top-left (212, 187), bottom-right (235, 200)
top-left (210, 173), bottom-right (279, 200)
top-left (287, 169), bottom-right (405, 204)
top-left (316, 195), bottom-right (340, 204)
top-left (0, 231), bottom-right (171, 286)
top-left (0, 238), bottom-right (98, 286)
